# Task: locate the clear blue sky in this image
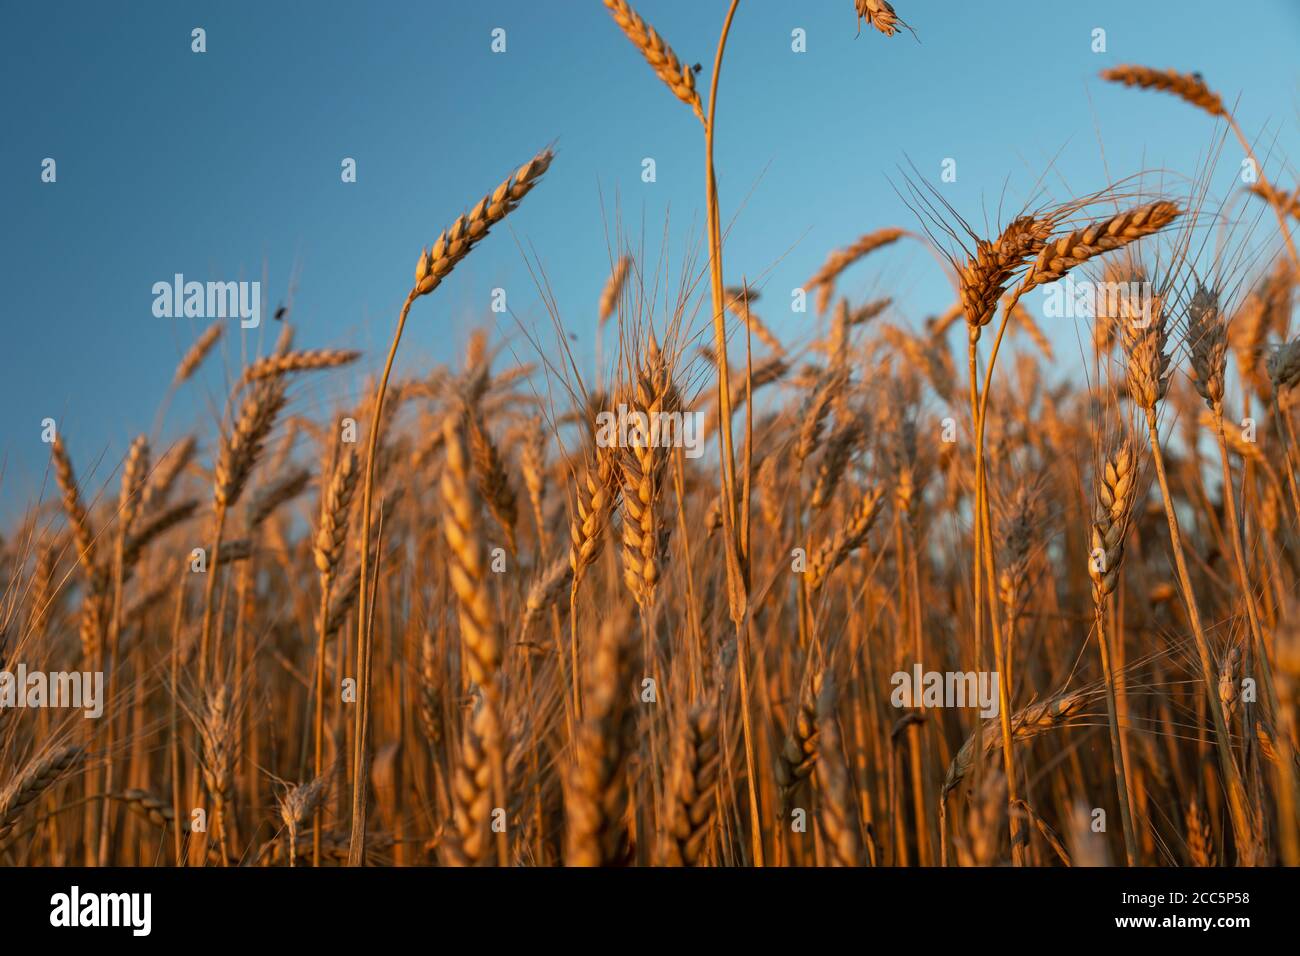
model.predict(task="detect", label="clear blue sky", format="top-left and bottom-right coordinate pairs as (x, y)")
top-left (2, 0), bottom-right (1297, 510)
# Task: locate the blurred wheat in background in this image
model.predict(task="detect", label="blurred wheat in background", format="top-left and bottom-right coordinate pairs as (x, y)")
top-left (2, 0), bottom-right (1299, 868)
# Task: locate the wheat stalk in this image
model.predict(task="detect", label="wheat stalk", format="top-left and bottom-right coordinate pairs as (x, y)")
top-left (350, 146), bottom-right (553, 865)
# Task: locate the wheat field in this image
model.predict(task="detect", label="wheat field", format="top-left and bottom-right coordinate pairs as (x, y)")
top-left (2, 0), bottom-right (1299, 869)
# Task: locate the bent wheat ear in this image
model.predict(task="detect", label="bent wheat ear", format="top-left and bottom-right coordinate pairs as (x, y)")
top-left (1100, 65), bottom-right (1226, 117)
top-left (942, 691), bottom-right (1092, 797)
top-left (724, 286), bottom-right (784, 355)
top-left (775, 669), bottom-right (823, 804)
top-left (855, 0), bottom-right (905, 37)
top-left (602, 0), bottom-right (704, 123)
top-left (1248, 181), bottom-right (1300, 222)
top-left (248, 466), bottom-right (311, 530)
top-left (807, 228), bottom-right (905, 314)
top-left (960, 216), bottom-right (1052, 328)
top-left (143, 435), bottom-right (196, 508)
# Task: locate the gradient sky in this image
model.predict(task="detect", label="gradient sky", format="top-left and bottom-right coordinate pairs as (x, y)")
top-left (2, 0), bottom-right (1297, 512)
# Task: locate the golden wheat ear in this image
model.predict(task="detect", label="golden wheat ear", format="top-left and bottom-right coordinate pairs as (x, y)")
top-left (807, 228), bottom-right (905, 315)
top-left (602, 0), bottom-right (704, 122)
top-left (1100, 65), bottom-right (1226, 117)
top-left (413, 147), bottom-right (555, 300)
top-left (0, 745), bottom-right (86, 846)
top-left (855, 0), bottom-right (909, 39)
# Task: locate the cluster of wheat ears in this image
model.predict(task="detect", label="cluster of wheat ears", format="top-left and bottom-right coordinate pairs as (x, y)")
top-left (3, 0), bottom-right (1300, 868)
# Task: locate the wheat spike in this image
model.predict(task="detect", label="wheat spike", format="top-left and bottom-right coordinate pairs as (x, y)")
top-left (1122, 293), bottom-right (1172, 410)
top-left (413, 148), bottom-right (554, 299)
top-left (661, 697), bottom-right (721, 866)
top-left (524, 555), bottom-right (573, 630)
top-left (215, 378), bottom-right (288, 510)
top-left (0, 745), bottom-right (86, 845)
top-left (239, 349), bottom-right (360, 387)
top-left (1187, 284), bottom-right (1228, 411)
top-left (1248, 181), bottom-right (1300, 221)
top-left (855, 0), bottom-right (905, 37)
top-left (566, 616), bottom-right (637, 866)
top-left (466, 406), bottom-right (518, 553)
top-left (314, 447), bottom-right (359, 583)
top-left (1089, 441), bottom-right (1138, 605)
top-left (117, 435), bottom-right (151, 539)
top-left (807, 228), bottom-right (904, 314)
top-left (1021, 201), bottom-right (1181, 292)
top-left (960, 216), bottom-right (1053, 328)
top-left (172, 323), bottom-right (224, 386)
top-left (570, 445), bottom-right (619, 581)
top-left (775, 668), bottom-right (823, 804)
top-left (815, 679), bottom-right (863, 866)
top-left (441, 693), bottom-right (502, 866)
top-left (618, 344), bottom-right (678, 608)
top-left (943, 691), bottom-right (1093, 797)
top-left (807, 486), bottom-right (885, 592)
top-left (50, 436), bottom-right (97, 574)
top-left (440, 414), bottom-right (502, 690)
top-left (602, 0), bottom-right (704, 122)
top-left (1101, 65), bottom-right (1226, 117)
top-left (1267, 338), bottom-right (1300, 391)
top-left (1186, 799), bottom-right (1216, 866)
top-left (599, 255), bottom-right (631, 327)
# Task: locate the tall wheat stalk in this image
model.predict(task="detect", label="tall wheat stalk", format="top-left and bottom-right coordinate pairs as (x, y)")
top-left (347, 149), bottom-right (552, 865)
